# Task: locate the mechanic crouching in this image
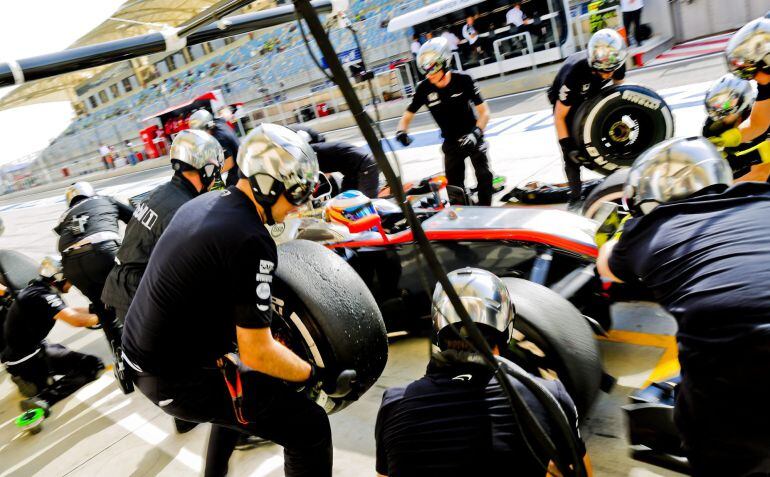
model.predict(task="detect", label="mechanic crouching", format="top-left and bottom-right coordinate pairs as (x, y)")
top-left (548, 29), bottom-right (626, 210)
top-left (597, 137), bottom-right (770, 475)
top-left (375, 268), bottom-right (590, 477)
top-left (122, 124), bottom-right (351, 477)
top-left (1, 255), bottom-right (103, 416)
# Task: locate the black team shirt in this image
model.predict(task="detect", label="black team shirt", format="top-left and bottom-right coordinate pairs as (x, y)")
top-left (407, 71), bottom-right (484, 141)
top-left (122, 186), bottom-right (276, 375)
top-left (2, 280), bottom-right (67, 359)
top-left (547, 51), bottom-right (626, 108)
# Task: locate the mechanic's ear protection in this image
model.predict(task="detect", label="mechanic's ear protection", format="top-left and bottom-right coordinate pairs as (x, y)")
top-left (247, 173), bottom-right (285, 225)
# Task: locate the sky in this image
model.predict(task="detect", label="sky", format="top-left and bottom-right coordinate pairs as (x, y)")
top-left (0, 0), bottom-right (126, 165)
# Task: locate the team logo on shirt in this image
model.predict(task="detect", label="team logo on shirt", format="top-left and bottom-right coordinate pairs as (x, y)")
top-left (558, 85), bottom-right (570, 102)
top-left (257, 282), bottom-right (271, 300)
top-left (581, 83), bottom-right (591, 92)
top-left (428, 92), bottom-right (441, 106)
top-left (44, 294), bottom-right (63, 309)
top-left (259, 260), bottom-right (274, 274)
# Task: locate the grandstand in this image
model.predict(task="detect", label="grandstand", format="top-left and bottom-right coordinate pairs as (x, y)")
top-left (3, 0), bottom-right (421, 189)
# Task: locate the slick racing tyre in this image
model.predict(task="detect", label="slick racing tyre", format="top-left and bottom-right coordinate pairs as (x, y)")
top-left (582, 168), bottom-right (630, 220)
top-left (501, 278), bottom-right (602, 419)
top-left (272, 240), bottom-right (388, 414)
top-left (0, 250), bottom-right (40, 295)
top-left (571, 85), bottom-right (674, 175)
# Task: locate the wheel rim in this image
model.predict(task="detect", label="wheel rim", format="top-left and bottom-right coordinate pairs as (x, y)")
top-left (597, 107), bottom-right (654, 163)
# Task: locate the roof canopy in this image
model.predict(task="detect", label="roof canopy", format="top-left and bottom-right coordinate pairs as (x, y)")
top-left (386, 0), bottom-right (486, 32)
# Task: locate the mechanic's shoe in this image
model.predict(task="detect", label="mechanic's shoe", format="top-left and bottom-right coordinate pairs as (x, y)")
top-left (20, 397), bottom-right (51, 418)
top-left (11, 376), bottom-right (39, 398)
top-left (234, 434), bottom-right (271, 451)
top-left (174, 418), bottom-right (199, 434)
top-left (567, 200), bottom-right (583, 213)
top-left (111, 346), bottom-right (134, 395)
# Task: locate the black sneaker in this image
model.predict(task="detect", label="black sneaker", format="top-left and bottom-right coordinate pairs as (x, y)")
top-left (11, 376), bottom-right (39, 398)
top-left (567, 200), bottom-right (583, 213)
top-left (20, 397), bottom-right (51, 418)
top-left (174, 418), bottom-right (199, 434)
top-left (234, 434), bottom-right (271, 451)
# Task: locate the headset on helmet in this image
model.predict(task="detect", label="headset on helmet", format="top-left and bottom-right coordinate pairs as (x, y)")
top-left (622, 137), bottom-right (733, 216)
top-left (169, 129), bottom-right (225, 191)
top-left (289, 125), bottom-right (326, 144)
top-left (39, 254), bottom-right (64, 283)
top-left (588, 28), bottom-right (627, 73)
top-left (236, 123), bottom-right (320, 225)
top-left (188, 109), bottom-right (215, 130)
top-left (725, 16), bottom-right (770, 80)
top-left (704, 74), bottom-right (756, 122)
top-left (417, 37), bottom-right (453, 75)
top-left (324, 190), bottom-right (377, 227)
top-left (64, 182), bottom-right (95, 207)
top-left (432, 268), bottom-right (515, 350)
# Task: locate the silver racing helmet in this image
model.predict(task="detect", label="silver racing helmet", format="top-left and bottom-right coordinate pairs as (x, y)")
top-left (417, 37), bottom-right (453, 75)
top-left (588, 28), bottom-right (627, 73)
top-left (704, 74), bottom-right (756, 121)
top-left (39, 254), bottom-right (64, 283)
top-left (622, 137), bottom-right (733, 216)
top-left (188, 109), bottom-right (215, 130)
top-left (169, 129), bottom-right (225, 189)
top-left (725, 16), bottom-right (770, 80)
top-left (432, 268), bottom-right (515, 349)
top-left (64, 182), bottom-right (95, 207)
top-left (237, 123), bottom-right (320, 215)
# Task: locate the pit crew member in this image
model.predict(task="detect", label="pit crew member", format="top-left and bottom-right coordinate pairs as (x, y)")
top-left (597, 137), bottom-right (770, 475)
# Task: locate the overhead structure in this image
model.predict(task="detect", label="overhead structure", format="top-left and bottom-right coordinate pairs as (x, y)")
top-left (0, 0), bottom-right (275, 111)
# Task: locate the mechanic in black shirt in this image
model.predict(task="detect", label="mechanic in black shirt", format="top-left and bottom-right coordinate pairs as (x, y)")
top-left (291, 125), bottom-right (380, 198)
top-left (1, 255), bottom-right (102, 416)
top-left (395, 37), bottom-right (493, 205)
top-left (189, 108), bottom-right (242, 186)
top-left (702, 74), bottom-right (770, 180)
top-left (55, 181), bottom-right (133, 391)
top-left (123, 124), bottom-right (350, 477)
top-left (375, 268), bottom-right (590, 477)
top-left (548, 28), bottom-right (626, 209)
top-left (710, 16), bottom-right (770, 166)
top-left (597, 137), bottom-right (770, 475)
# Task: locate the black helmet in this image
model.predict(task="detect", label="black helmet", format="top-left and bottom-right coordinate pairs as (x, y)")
top-left (432, 268), bottom-right (515, 350)
top-left (588, 28), bottom-right (627, 73)
top-left (290, 125), bottom-right (326, 144)
top-left (622, 137), bottom-right (732, 216)
top-left (417, 37), bottom-right (453, 75)
top-left (237, 123), bottom-right (320, 224)
top-left (169, 129), bottom-right (225, 190)
top-left (704, 74), bottom-right (756, 122)
top-left (64, 182), bottom-right (95, 207)
top-left (725, 16), bottom-right (770, 80)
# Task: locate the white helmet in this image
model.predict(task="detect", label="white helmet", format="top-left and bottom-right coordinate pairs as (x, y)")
top-left (64, 182), bottom-right (95, 207)
top-left (417, 38), bottom-right (453, 75)
top-left (188, 109), bottom-right (215, 130)
top-left (588, 29), bottom-right (627, 72)
top-left (725, 16), bottom-right (770, 80)
top-left (169, 129), bottom-right (225, 189)
top-left (39, 254), bottom-right (64, 283)
top-left (622, 137), bottom-right (733, 216)
top-left (704, 74), bottom-right (756, 122)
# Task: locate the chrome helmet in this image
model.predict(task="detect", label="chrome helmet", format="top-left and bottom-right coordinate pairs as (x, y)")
top-left (622, 137), bottom-right (733, 216)
top-left (432, 268), bottom-right (515, 349)
top-left (38, 254), bottom-right (64, 282)
top-left (417, 37), bottom-right (453, 75)
top-left (169, 129), bottom-right (225, 189)
top-left (725, 16), bottom-right (770, 80)
top-left (188, 109), bottom-right (215, 130)
top-left (588, 28), bottom-right (627, 72)
top-left (237, 123), bottom-right (320, 221)
top-left (704, 74), bottom-right (756, 121)
top-left (64, 182), bottom-right (95, 207)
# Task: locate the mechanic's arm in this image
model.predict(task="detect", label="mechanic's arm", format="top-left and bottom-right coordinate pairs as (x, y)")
top-left (474, 102), bottom-right (491, 131)
top-left (236, 326), bottom-right (312, 382)
top-left (554, 100), bottom-right (572, 140)
top-left (596, 239), bottom-right (624, 283)
top-left (54, 308), bottom-right (99, 328)
top-left (112, 198), bottom-right (135, 224)
top-left (397, 111), bottom-right (415, 133)
top-left (739, 99), bottom-right (770, 143)
top-left (223, 155), bottom-right (235, 173)
top-left (612, 78), bottom-right (624, 85)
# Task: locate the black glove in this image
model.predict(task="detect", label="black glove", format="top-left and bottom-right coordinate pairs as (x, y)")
top-left (308, 364), bottom-right (357, 398)
top-left (395, 130), bottom-right (413, 147)
top-left (559, 137), bottom-right (584, 165)
top-left (458, 127), bottom-right (484, 152)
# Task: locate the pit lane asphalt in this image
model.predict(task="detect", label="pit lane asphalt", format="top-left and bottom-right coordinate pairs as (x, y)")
top-left (0, 54), bottom-right (726, 476)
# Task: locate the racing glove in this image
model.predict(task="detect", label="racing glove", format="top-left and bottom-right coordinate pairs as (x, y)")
top-left (709, 128), bottom-right (742, 148)
top-left (559, 137), bottom-right (585, 165)
top-left (307, 364), bottom-right (357, 398)
top-left (395, 130), bottom-right (413, 147)
top-left (458, 127), bottom-right (484, 152)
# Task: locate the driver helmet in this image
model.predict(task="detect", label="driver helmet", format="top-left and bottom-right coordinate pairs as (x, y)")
top-left (64, 182), bottom-right (95, 207)
top-left (622, 136), bottom-right (732, 216)
top-left (725, 16), bottom-right (770, 80)
top-left (38, 254), bottom-right (64, 283)
top-left (417, 37), bottom-right (453, 75)
top-left (432, 268), bottom-right (515, 351)
top-left (324, 190), bottom-right (377, 227)
top-left (169, 129), bottom-right (225, 190)
top-left (237, 123), bottom-right (319, 223)
top-left (704, 74), bottom-right (756, 122)
top-left (588, 29), bottom-right (627, 73)
top-left (188, 109), bottom-right (215, 130)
